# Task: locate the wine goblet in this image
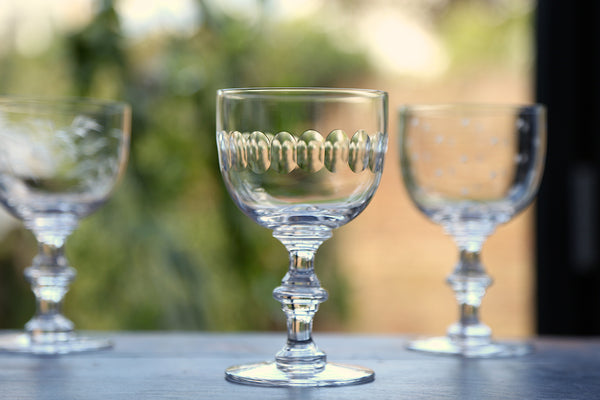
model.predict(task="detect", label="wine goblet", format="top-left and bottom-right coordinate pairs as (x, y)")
top-left (0, 96), bottom-right (130, 354)
top-left (399, 104), bottom-right (546, 357)
top-left (217, 88), bottom-right (387, 386)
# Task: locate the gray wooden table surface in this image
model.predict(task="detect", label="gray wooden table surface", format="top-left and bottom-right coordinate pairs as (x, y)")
top-left (0, 332), bottom-right (599, 399)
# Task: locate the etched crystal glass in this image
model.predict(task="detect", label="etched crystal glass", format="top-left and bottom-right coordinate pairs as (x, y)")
top-left (399, 104), bottom-right (546, 357)
top-left (217, 88), bottom-right (387, 386)
top-left (0, 97), bottom-right (130, 354)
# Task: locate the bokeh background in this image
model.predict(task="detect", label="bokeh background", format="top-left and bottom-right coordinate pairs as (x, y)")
top-left (0, 0), bottom-right (536, 337)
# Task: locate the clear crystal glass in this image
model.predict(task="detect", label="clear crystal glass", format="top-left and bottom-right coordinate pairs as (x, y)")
top-left (0, 97), bottom-right (130, 354)
top-left (217, 88), bottom-right (388, 386)
top-left (399, 104), bottom-right (546, 357)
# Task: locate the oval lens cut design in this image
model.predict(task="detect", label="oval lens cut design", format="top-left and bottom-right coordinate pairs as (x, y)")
top-left (248, 131), bottom-right (271, 173)
top-left (220, 129), bottom-right (383, 175)
top-left (230, 131), bottom-right (248, 171)
top-left (217, 131), bottom-right (232, 171)
top-left (297, 130), bottom-right (324, 173)
top-left (271, 131), bottom-right (297, 173)
top-left (349, 130), bottom-right (370, 173)
top-left (369, 131), bottom-right (386, 173)
top-left (324, 129), bottom-right (349, 172)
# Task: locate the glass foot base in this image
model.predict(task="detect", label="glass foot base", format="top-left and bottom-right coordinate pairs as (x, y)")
top-left (225, 361), bottom-right (374, 387)
top-left (0, 332), bottom-right (112, 355)
top-left (407, 336), bottom-right (532, 358)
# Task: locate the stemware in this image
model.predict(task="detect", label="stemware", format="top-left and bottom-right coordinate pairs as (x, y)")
top-left (399, 104), bottom-right (546, 357)
top-left (0, 96), bottom-right (130, 354)
top-left (217, 88), bottom-right (387, 386)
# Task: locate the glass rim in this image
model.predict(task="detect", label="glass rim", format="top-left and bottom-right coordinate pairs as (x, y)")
top-left (399, 103), bottom-right (546, 114)
top-left (217, 87), bottom-right (387, 100)
top-left (0, 95), bottom-right (130, 114)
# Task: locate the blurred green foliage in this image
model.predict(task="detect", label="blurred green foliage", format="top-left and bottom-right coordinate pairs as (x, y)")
top-left (438, 0), bottom-right (533, 72)
top-left (0, 0), bottom-right (532, 332)
top-left (0, 0), bottom-right (369, 331)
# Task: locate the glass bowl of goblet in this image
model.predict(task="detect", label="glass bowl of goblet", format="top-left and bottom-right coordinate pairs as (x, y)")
top-left (0, 96), bottom-right (130, 354)
top-left (217, 88), bottom-right (387, 386)
top-left (399, 103), bottom-right (546, 357)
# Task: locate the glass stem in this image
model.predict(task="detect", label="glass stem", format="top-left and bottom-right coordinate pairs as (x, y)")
top-left (272, 227), bottom-right (331, 374)
top-left (24, 240), bottom-right (76, 343)
top-left (446, 247), bottom-right (493, 346)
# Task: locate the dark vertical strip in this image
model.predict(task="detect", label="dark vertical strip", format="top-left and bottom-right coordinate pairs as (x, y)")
top-left (535, 1), bottom-right (600, 334)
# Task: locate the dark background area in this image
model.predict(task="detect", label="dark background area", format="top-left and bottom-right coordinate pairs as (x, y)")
top-left (536, 0), bottom-right (600, 334)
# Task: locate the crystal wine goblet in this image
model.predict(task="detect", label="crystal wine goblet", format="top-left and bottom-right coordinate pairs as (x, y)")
top-left (399, 104), bottom-right (546, 357)
top-left (217, 88), bottom-right (387, 386)
top-left (0, 97), bottom-right (130, 354)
